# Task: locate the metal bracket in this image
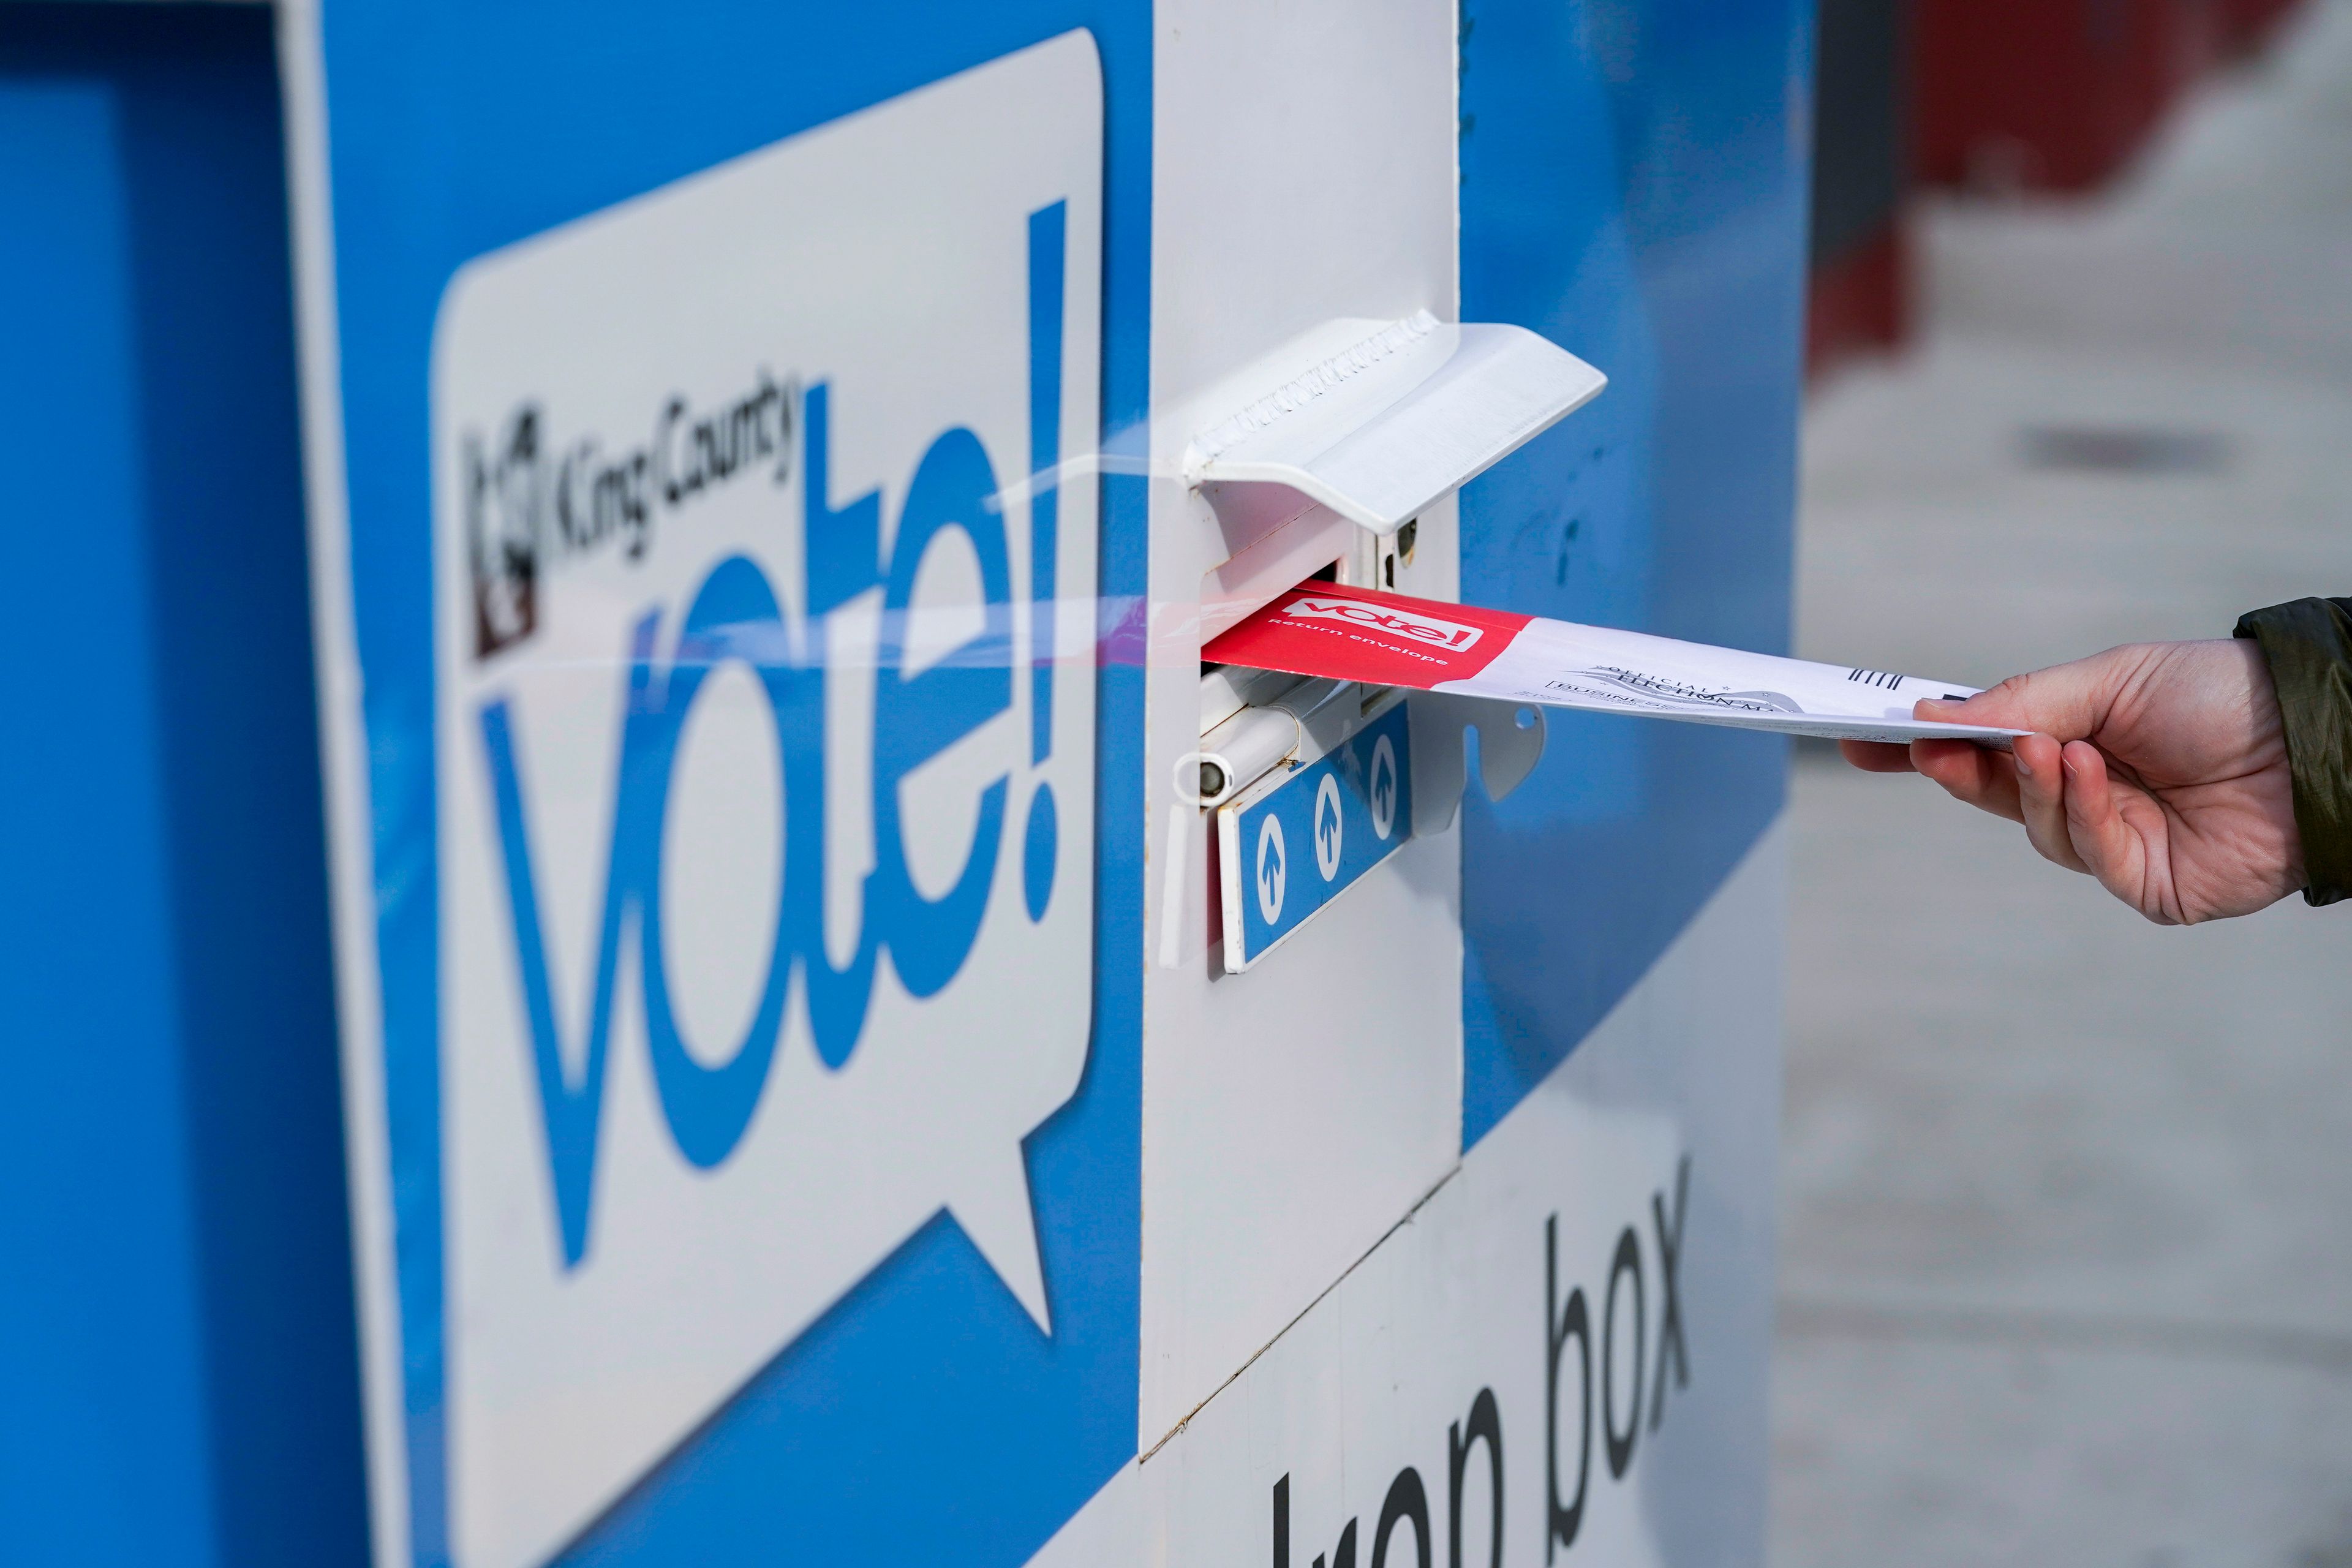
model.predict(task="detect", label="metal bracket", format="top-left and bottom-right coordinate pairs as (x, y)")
top-left (1407, 692), bottom-right (1547, 837)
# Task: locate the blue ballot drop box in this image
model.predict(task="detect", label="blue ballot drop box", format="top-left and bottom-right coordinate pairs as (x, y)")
top-left (0, 3), bottom-right (1807, 1565)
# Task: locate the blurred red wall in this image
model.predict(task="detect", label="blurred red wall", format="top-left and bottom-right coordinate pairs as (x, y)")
top-left (1807, 0), bottom-right (2308, 378)
top-left (1912, 0), bottom-right (2304, 194)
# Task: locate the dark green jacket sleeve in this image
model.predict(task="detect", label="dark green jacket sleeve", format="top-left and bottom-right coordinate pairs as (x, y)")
top-left (2234, 597), bottom-right (2352, 906)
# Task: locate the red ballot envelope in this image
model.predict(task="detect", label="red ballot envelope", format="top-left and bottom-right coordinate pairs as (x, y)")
top-left (1204, 579), bottom-right (2023, 747)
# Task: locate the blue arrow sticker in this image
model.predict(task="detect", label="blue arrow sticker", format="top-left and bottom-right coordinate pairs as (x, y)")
top-left (1223, 701), bottom-right (1414, 969)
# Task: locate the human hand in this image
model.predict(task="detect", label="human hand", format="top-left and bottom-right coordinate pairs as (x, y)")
top-left (1840, 639), bottom-right (2301, 924)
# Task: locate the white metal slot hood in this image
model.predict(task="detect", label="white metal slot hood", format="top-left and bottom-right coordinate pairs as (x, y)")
top-left (1182, 311), bottom-right (1607, 535)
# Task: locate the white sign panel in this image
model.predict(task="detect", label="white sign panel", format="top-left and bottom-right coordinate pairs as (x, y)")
top-left (429, 34), bottom-right (1102, 1568)
top-left (1029, 825), bottom-right (1787, 1568)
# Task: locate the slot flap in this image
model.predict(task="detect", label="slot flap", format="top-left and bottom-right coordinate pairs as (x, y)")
top-left (1185, 312), bottom-right (1607, 535)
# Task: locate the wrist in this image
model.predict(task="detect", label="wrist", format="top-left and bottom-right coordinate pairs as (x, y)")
top-left (2234, 599), bottom-right (2352, 905)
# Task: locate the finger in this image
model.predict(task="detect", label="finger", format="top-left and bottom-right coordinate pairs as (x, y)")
top-left (1912, 737), bottom-right (2025, 823)
top-left (1912, 646), bottom-right (2154, 741)
top-left (2059, 741), bottom-right (2163, 918)
top-left (2012, 733), bottom-right (2091, 873)
top-left (1841, 739), bottom-right (1917, 773)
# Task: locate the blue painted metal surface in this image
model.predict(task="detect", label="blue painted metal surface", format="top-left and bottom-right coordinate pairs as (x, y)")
top-left (0, 9), bottom-right (368, 1567)
top-left (1458, 0), bottom-right (1812, 1146)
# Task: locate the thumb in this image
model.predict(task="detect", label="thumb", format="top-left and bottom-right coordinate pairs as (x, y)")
top-left (1913, 646), bottom-right (2146, 742)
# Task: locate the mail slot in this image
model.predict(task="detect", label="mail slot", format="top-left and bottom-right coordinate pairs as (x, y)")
top-left (1158, 309), bottom-right (1599, 976)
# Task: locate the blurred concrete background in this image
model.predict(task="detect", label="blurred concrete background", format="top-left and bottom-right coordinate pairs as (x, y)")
top-left (1774, 1), bottom-right (2352, 1561)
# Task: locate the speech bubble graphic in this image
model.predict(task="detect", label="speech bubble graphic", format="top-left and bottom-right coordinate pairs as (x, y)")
top-left (428, 37), bottom-right (1102, 1568)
